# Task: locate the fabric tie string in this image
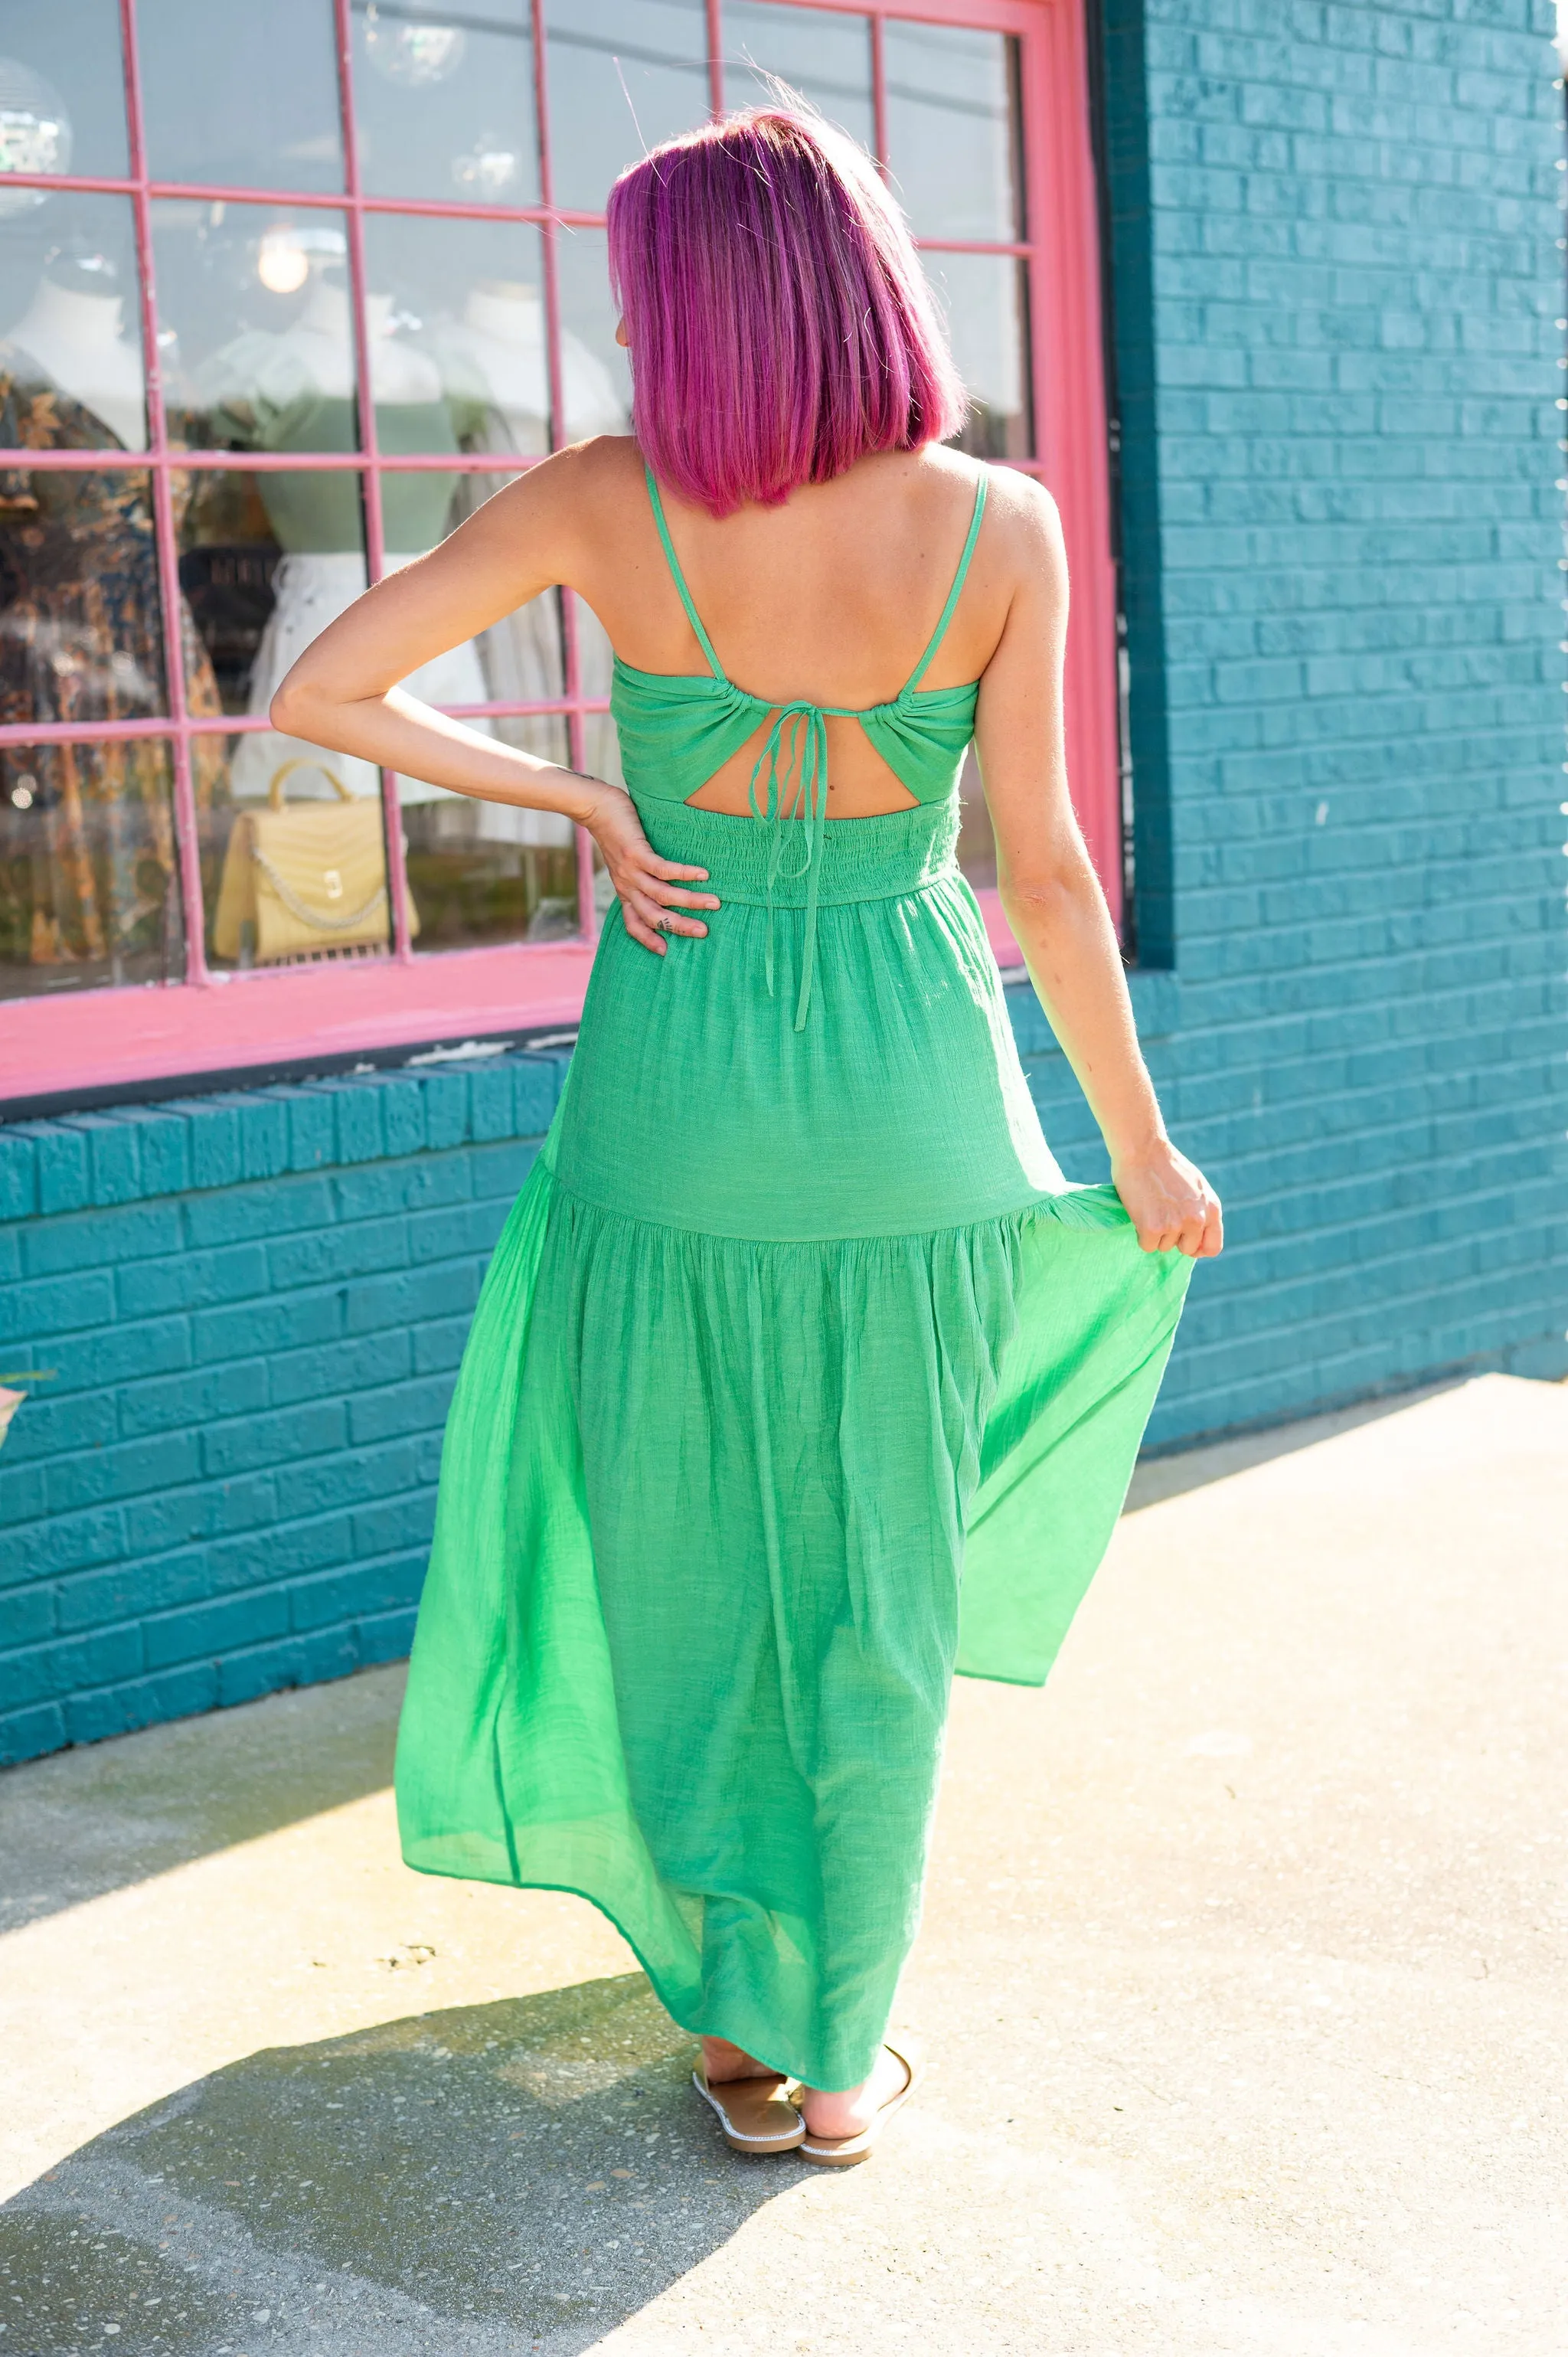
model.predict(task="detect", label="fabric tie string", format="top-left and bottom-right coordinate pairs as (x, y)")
top-left (747, 701), bottom-right (831, 1031)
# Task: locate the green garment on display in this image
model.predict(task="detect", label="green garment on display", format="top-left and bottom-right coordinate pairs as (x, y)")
top-left (253, 396), bottom-right (459, 554)
top-left (394, 463), bottom-right (1194, 2091)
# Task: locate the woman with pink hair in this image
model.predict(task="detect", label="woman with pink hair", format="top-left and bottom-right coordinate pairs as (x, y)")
top-left (276, 106), bottom-right (1220, 2169)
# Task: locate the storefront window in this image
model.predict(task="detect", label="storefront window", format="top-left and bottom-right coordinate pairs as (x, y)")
top-left (726, 5), bottom-right (876, 148)
top-left (0, 0), bottom-right (1119, 1080)
top-left (1, 736), bottom-right (185, 995)
top-left (136, 0), bottom-right (345, 195)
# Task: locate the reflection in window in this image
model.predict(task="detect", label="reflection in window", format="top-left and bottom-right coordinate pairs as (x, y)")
top-left (544, 0), bottom-right (710, 215)
top-left (0, 459), bottom-right (224, 991)
top-left (0, 739), bottom-right (186, 993)
top-left (0, 0), bottom-right (129, 187)
top-left (724, 3), bottom-right (874, 153)
top-left (354, 0), bottom-right (540, 208)
top-left (554, 229), bottom-right (632, 443)
top-left (136, 0), bottom-right (345, 195)
top-left (884, 22), bottom-right (1021, 244)
top-left (0, 194), bottom-right (145, 453)
top-left (928, 253), bottom-right (1032, 461)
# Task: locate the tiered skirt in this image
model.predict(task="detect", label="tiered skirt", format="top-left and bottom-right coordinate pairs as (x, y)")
top-left (395, 799), bottom-right (1191, 2089)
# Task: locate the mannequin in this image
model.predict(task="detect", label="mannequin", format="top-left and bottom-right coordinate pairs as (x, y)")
top-left (198, 270), bottom-right (494, 807)
top-left (6, 253), bottom-right (146, 449)
top-left (434, 277), bottom-right (549, 454)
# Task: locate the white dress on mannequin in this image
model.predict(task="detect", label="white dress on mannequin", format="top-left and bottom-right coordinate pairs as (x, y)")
top-left (194, 280), bottom-right (492, 807)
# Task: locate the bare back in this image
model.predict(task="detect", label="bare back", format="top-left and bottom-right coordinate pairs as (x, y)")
top-left (271, 426), bottom-right (1074, 869)
top-left (567, 439), bottom-right (1015, 817)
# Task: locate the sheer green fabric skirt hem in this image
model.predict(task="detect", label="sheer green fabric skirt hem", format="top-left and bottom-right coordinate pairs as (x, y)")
top-left (394, 1151), bottom-right (1191, 2091)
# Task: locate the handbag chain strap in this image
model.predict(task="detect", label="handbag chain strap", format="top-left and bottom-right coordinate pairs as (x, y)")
top-left (250, 847), bottom-right (389, 933)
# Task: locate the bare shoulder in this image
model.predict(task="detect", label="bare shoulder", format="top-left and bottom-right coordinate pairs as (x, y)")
top-left (482, 432), bottom-right (640, 522)
top-left (909, 446), bottom-right (1061, 582)
top-left (453, 435), bottom-right (643, 588)
top-left (978, 464), bottom-right (1063, 567)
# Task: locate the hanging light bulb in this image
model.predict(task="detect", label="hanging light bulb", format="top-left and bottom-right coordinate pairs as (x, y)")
top-left (256, 221), bottom-right (346, 294)
top-left (257, 228), bottom-right (310, 294)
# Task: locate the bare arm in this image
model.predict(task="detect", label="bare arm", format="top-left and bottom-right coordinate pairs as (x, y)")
top-left (266, 443), bottom-right (719, 955)
top-left (974, 479), bottom-right (1221, 1258)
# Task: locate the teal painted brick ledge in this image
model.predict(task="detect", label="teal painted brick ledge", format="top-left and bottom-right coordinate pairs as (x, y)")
top-left (1, 1053), bottom-right (571, 1765)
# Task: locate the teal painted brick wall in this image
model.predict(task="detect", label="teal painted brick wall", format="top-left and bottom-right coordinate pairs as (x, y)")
top-left (1072, 0), bottom-right (1568, 1440)
top-left (0, 1054), bottom-right (570, 1765)
top-left (2, 0), bottom-right (1565, 1765)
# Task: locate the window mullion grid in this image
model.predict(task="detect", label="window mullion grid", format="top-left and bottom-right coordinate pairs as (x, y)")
top-left (332, 0), bottom-right (415, 964)
top-left (870, 11), bottom-right (890, 172)
top-left (15, 0), bottom-right (1061, 1000)
top-left (707, 0), bottom-right (726, 115)
top-left (532, 1), bottom-right (598, 944)
top-left (119, 0), bottom-right (209, 986)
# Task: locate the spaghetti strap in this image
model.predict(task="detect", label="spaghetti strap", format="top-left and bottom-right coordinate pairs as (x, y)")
top-left (899, 469), bottom-right (988, 698)
top-left (644, 463), bottom-right (727, 682)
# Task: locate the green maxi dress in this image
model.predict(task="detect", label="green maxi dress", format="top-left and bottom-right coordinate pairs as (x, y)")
top-left (394, 464), bottom-right (1194, 2091)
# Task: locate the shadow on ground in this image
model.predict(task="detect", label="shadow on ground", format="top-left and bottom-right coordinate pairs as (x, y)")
top-left (0, 1668), bottom-right (407, 1935)
top-left (1123, 1375), bottom-right (1461, 1510)
top-left (2, 1971), bottom-right (795, 2356)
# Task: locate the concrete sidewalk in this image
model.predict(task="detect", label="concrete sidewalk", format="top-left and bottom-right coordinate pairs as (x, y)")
top-left (1, 1372), bottom-right (1564, 2356)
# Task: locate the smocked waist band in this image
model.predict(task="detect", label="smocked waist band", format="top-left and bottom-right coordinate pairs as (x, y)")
top-left (631, 792), bottom-right (961, 909)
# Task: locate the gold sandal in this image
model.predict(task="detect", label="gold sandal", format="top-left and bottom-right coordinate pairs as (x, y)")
top-left (691, 2066), bottom-right (805, 2155)
top-left (798, 2038), bottom-right (921, 2169)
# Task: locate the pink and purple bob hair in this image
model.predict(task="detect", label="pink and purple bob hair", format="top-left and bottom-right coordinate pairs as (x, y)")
top-left (606, 106), bottom-right (968, 518)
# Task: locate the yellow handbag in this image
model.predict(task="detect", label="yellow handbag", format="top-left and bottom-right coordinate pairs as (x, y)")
top-left (212, 759), bottom-right (420, 965)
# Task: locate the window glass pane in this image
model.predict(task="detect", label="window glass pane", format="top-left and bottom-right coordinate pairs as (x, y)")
top-left (0, 193), bottom-right (145, 450)
top-left (544, 0), bottom-right (709, 215)
top-left (364, 213), bottom-right (550, 456)
top-left (176, 466), bottom-right (286, 720)
top-left (723, 4), bottom-right (873, 153)
top-left (0, 740), bottom-right (186, 995)
top-left (884, 22), bottom-right (1021, 243)
top-left (407, 474), bottom-right (576, 954)
top-left (554, 228), bottom-right (631, 443)
top-left (176, 466), bottom-right (368, 809)
top-left (198, 733), bottom-right (393, 973)
top-left (0, 465), bottom-right (168, 720)
top-left (179, 466), bottom-right (389, 976)
top-left (0, 0), bottom-right (129, 186)
top-left (354, 0), bottom-right (540, 207)
top-left (154, 199), bottom-right (360, 458)
top-left (181, 462), bottom-right (574, 961)
top-left (136, 0), bottom-right (345, 195)
top-left (928, 253), bottom-right (1032, 460)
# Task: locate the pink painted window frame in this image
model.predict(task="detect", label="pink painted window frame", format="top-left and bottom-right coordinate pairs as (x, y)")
top-left (0, 0), bottom-right (1119, 1103)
